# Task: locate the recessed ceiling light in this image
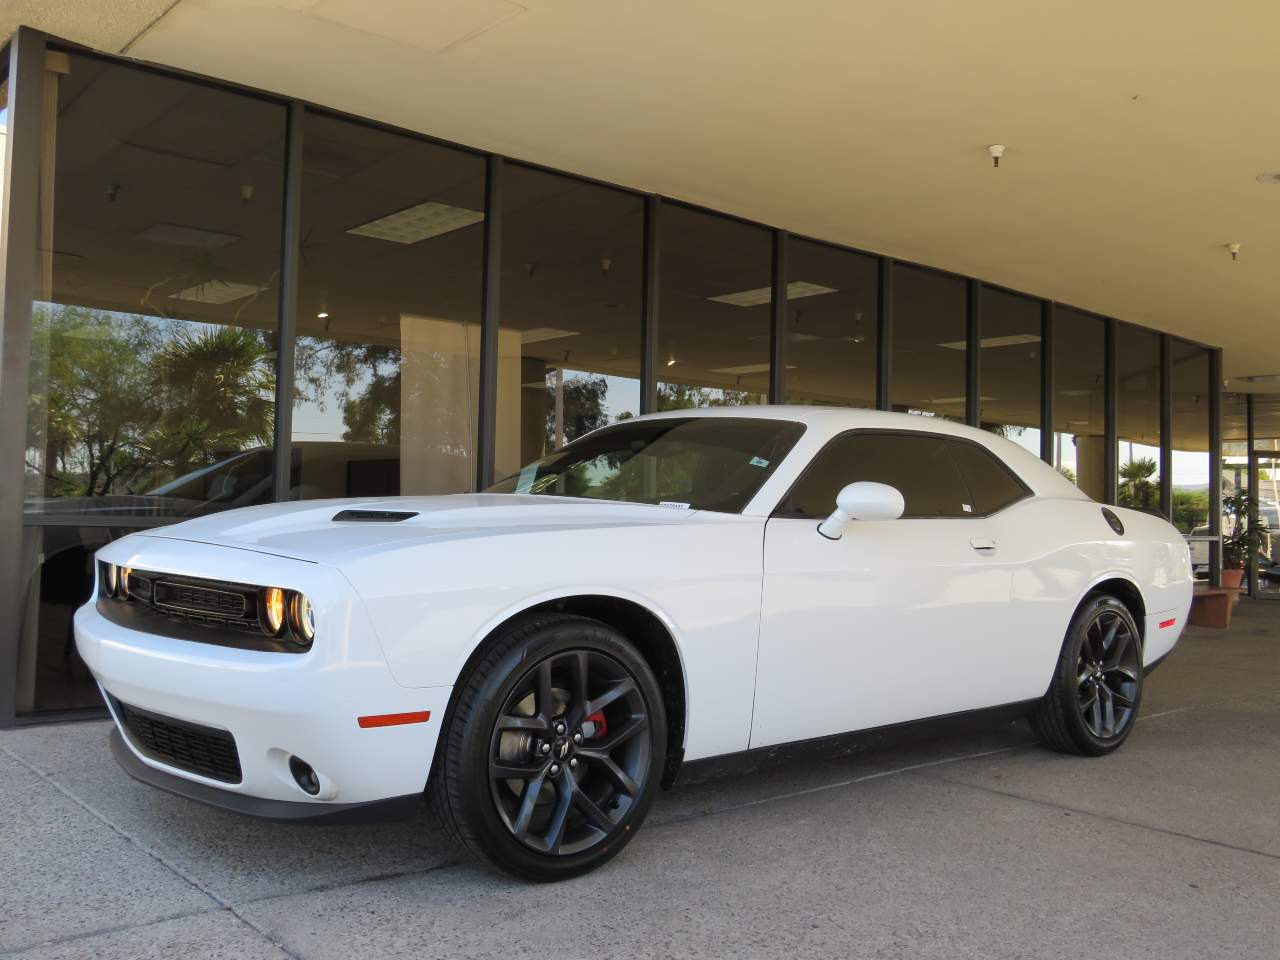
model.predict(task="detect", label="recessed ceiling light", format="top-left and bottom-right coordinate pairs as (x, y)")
top-left (169, 280), bottom-right (264, 304)
top-left (709, 281), bottom-right (837, 307)
top-left (317, 311), bottom-right (329, 319)
top-left (1256, 172), bottom-right (1280, 185)
top-left (347, 201), bottom-right (484, 244)
top-left (140, 223), bottom-right (239, 249)
top-left (521, 328), bottom-right (580, 344)
top-left (938, 334), bottom-right (1041, 350)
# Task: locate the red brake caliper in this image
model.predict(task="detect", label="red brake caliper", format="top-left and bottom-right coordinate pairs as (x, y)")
top-left (584, 710), bottom-right (608, 739)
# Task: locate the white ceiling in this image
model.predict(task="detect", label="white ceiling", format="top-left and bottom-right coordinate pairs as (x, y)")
top-left (9, 0), bottom-right (1280, 388)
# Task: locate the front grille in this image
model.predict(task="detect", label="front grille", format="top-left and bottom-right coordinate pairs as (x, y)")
top-left (113, 698), bottom-right (242, 784)
top-left (154, 581), bottom-right (248, 618)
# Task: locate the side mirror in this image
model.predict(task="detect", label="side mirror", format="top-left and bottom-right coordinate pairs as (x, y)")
top-left (817, 481), bottom-right (905, 540)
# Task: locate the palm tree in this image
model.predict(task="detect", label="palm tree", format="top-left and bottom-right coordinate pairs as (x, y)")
top-left (1118, 456), bottom-right (1158, 510)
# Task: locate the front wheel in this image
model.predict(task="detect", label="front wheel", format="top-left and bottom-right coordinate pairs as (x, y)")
top-left (429, 614), bottom-right (666, 881)
top-left (1031, 594), bottom-right (1143, 756)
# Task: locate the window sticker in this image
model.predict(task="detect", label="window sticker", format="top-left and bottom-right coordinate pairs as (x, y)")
top-left (749, 456), bottom-right (770, 468)
top-left (962, 503), bottom-right (973, 513)
top-left (659, 501), bottom-right (692, 510)
top-left (513, 464), bottom-right (539, 494)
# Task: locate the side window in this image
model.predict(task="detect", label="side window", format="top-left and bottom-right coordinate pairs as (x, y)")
top-left (777, 433), bottom-right (974, 519)
top-left (947, 441), bottom-right (1030, 515)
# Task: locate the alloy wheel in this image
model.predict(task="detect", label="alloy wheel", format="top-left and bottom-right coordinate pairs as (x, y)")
top-left (488, 649), bottom-right (651, 855)
top-left (1076, 608), bottom-right (1141, 739)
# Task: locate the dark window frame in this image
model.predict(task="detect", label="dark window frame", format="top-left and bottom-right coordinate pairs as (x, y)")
top-left (771, 428), bottom-right (1033, 522)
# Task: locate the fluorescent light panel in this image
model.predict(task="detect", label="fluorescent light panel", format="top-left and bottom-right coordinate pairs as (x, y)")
top-left (139, 223), bottom-right (239, 249)
top-left (938, 333), bottom-right (1041, 350)
top-left (709, 281), bottom-right (837, 307)
top-left (709, 363), bottom-right (796, 375)
top-left (170, 280), bottom-right (265, 305)
top-left (521, 328), bottom-right (581, 344)
top-left (347, 201), bottom-right (484, 244)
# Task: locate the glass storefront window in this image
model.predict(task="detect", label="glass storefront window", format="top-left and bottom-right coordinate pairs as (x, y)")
top-left (497, 164), bottom-right (642, 477)
top-left (25, 54), bottom-right (286, 516)
top-left (980, 288), bottom-right (1041, 457)
top-left (783, 239), bottom-right (877, 408)
top-left (290, 112), bottom-right (484, 499)
top-left (1170, 342), bottom-right (1210, 538)
top-left (657, 205), bottom-right (771, 409)
top-left (1115, 324), bottom-right (1162, 512)
top-left (1052, 308), bottom-right (1106, 499)
top-left (890, 264), bottom-right (966, 420)
top-left (18, 53), bottom-right (287, 714)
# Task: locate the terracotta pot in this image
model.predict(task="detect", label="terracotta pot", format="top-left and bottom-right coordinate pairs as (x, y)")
top-left (1221, 568), bottom-right (1245, 590)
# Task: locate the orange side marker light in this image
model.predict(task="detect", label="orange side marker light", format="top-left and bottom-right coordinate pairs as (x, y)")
top-left (358, 710), bottom-right (431, 729)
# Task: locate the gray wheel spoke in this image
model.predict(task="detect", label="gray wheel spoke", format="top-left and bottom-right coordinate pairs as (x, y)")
top-left (585, 678), bottom-right (637, 717)
top-left (536, 659), bottom-right (555, 721)
top-left (588, 714), bottom-right (649, 753)
top-left (1090, 692), bottom-right (1104, 735)
top-left (1108, 664), bottom-right (1140, 683)
top-left (496, 715), bottom-right (547, 734)
top-left (512, 772), bottom-right (547, 838)
top-left (579, 752), bottom-right (640, 797)
top-left (491, 759), bottom-right (543, 781)
top-left (1106, 683), bottom-right (1135, 711)
top-left (1100, 616), bottom-right (1121, 657)
top-left (1100, 686), bottom-right (1116, 737)
top-left (542, 774), bottom-right (574, 852)
top-left (571, 781), bottom-right (616, 833)
top-left (1104, 627), bottom-right (1132, 669)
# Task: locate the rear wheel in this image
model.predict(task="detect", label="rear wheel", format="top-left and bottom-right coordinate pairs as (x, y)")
top-left (429, 614), bottom-right (665, 881)
top-left (1031, 594), bottom-right (1143, 756)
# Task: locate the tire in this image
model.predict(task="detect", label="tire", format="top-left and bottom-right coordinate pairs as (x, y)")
top-left (428, 613), bottom-right (666, 881)
top-left (1031, 594), bottom-right (1144, 756)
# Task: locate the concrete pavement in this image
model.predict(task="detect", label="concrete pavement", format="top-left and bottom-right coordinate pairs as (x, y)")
top-left (3, 602), bottom-right (1278, 959)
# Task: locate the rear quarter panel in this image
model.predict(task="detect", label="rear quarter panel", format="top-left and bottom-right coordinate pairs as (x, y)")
top-left (991, 497), bottom-right (1193, 696)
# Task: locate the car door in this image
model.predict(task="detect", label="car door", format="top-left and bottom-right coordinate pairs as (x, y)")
top-left (749, 430), bottom-right (1026, 749)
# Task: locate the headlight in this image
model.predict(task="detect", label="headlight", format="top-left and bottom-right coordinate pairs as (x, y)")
top-left (103, 562), bottom-right (120, 598)
top-left (261, 586), bottom-right (286, 635)
top-left (120, 566), bottom-right (133, 599)
top-left (289, 592), bottom-right (315, 646)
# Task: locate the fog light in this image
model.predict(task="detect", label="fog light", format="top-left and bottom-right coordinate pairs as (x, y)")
top-left (288, 755), bottom-right (320, 796)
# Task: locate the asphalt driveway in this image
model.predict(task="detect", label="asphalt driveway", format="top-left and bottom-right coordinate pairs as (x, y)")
top-left (3, 602), bottom-right (1278, 959)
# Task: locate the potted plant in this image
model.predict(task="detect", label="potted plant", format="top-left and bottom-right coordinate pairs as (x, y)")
top-left (1222, 491), bottom-right (1266, 591)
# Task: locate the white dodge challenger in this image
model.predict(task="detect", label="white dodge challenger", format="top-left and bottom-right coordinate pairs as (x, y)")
top-left (76, 407), bottom-right (1192, 880)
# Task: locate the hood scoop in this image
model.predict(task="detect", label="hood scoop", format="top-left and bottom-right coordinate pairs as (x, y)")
top-left (332, 509), bottom-right (420, 523)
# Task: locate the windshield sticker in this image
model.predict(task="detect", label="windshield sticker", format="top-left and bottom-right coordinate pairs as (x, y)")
top-left (513, 464), bottom-right (540, 495)
top-left (748, 456), bottom-right (770, 468)
top-left (962, 503), bottom-right (973, 513)
top-left (660, 501), bottom-right (692, 510)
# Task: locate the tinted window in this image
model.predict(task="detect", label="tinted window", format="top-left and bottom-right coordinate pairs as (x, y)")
top-left (778, 433), bottom-right (975, 519)
top-left (949, 443), bottom-right (1030, 514)
top-left (487, 417), bottom-right (805, 514)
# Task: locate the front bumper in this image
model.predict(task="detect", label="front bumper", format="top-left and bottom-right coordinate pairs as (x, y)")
top-left (77, 535), bottom-right (452, 811)
top-left (109, 728), bottom-right (423, 823)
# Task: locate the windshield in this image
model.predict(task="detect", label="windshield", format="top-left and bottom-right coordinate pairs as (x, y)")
top-left (487, 416), bottom-right (806, 513)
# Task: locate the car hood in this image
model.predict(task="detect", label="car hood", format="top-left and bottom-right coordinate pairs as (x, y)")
top-left (138, 494), bottom-right (711, 564)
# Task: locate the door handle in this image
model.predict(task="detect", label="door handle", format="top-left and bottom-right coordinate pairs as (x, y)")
top-left (970, 537), bottom-right (997, 554)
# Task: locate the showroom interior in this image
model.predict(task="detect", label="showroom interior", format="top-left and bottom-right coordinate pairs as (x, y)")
top-left (1, 21), bottom-right (1275, 727)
